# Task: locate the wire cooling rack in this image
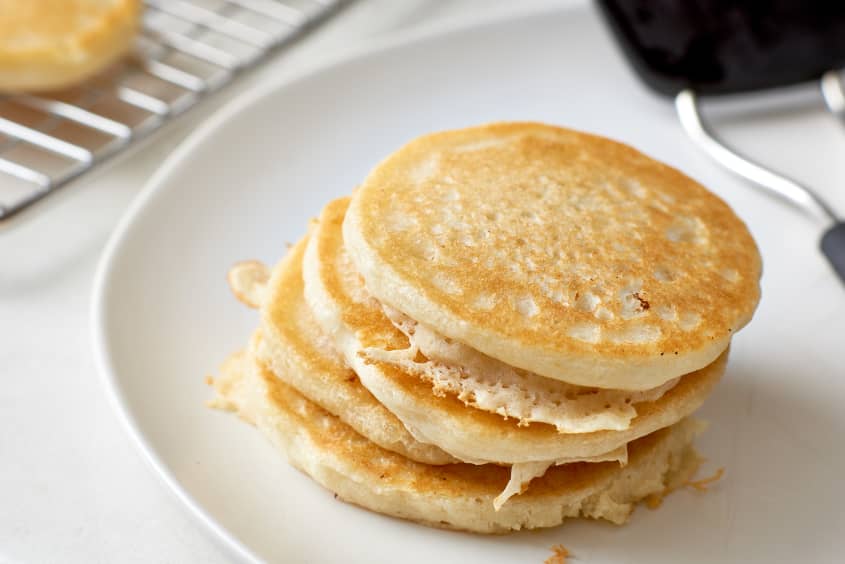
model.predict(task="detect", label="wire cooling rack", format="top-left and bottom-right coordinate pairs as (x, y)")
top-left (0, 0), bottom-right (346, 222)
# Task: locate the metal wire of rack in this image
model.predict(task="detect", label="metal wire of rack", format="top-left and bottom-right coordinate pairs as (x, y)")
top-left (0, 0), bottom-right (346, 222)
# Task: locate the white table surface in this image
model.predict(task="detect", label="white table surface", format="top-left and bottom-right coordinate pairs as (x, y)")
top-left (0, 2), bottom-right (556, 562)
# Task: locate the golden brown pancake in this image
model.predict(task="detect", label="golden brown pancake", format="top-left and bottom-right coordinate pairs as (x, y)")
top-left (343, 122), bottom-right (761, 390)
top-left (211, 349), bottom-right (703, 534)
top-left (0, 0), bottom-right (140, 92)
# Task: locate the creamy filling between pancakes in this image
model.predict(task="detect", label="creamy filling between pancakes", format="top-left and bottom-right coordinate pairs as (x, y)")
top-left (495, 446), bottom-right (629, 510)
top-left (362, 305), bottom-right (679, 434)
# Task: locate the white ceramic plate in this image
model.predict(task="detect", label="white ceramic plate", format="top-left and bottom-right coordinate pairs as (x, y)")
top-left (93, 3), bottom-right (845, 562)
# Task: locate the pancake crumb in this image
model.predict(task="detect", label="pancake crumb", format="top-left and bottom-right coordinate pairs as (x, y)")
top-left (684, 467), bottom-right (725, 492)
top-left (227, 260), bottom-right (270, 308)
top-left (205, 375), bottom-right (214, 386)
top-left (646, 466), bottom-right (725, 508)
top-left (645, 492), bottom-right (664, 509)
top-left (545, 544), bottom-right (570, 564)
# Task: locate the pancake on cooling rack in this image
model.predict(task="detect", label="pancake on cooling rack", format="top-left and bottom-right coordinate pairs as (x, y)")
top-left (210, 121), bottom-right (762, 533)
top-left (0, 0), bottom-right (140, 92)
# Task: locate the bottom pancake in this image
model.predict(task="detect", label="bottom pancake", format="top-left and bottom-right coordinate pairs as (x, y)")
top-left (211, 350), bottom-right (704, 534)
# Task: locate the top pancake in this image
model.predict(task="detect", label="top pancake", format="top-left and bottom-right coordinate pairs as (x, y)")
top-left (344, 122), bottom-right (762, 390)
top-left (0, 0), bottom-right (140, 91)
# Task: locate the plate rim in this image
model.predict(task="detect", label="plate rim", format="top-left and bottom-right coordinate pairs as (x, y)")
top-left (89, 2), bottom-right (587, 561)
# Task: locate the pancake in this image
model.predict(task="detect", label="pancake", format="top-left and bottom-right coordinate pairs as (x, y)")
top-left (301, 196), bottom-right (727, 465)
top-left (237, 238), bottom-right (456, 466)
top-left (211, 349), bottom-right (704, 534)
top-left (342, 122), bottom-right (762, 390)
top-left (0, 0), bottom-right (140, 92)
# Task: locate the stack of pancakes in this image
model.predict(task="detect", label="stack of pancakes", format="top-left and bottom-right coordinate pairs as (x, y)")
top-left (212, 122), bottom-right (761, 533)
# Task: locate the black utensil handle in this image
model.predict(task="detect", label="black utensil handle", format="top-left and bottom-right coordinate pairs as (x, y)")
top-left (596, 1), bottom-right (845, 97)
top-left (821, 222), bottom-right (845, 285)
